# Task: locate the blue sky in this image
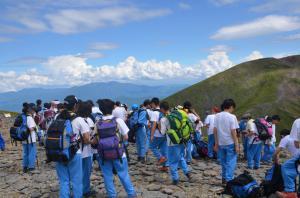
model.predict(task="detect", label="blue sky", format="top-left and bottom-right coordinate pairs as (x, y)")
top-left (0, 0), bottom-right (299, 92)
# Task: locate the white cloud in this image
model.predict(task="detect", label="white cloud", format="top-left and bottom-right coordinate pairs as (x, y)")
top-left (178, 2), bottom-right (191, 10)
top-left (89, 42), bottom-right (119, 50)
top-left (209, 45), bottom-right (232, 52)
top-left (282, 33), bottom-right (300, 41)
top-left (244, 51), bottom-right (264, 61)
top-left (0, 51), bottom-right (235, 92)
top-left (79, 52), bottom-right (104, 59)
top-left (211, 0), bottom-right (239, 6)
top-left (0, 37), bottom-right (13, 43)
top-left (211, 15), bottom-right (300, 40)
top-left (250, 0), bottom-right (300, 14)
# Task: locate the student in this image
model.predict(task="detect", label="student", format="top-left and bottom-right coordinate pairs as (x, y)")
top-left (183, 101), bottom-right (200, 164)
top-left (95, 99), bottom-right (136, 198)
top-left (276, 155), bottom-right (299, 198)
top-left (239, 113), bottom-right (251, 160)
top-left (204, 106), bottom-right (220, 159)
top-left (262, 115), bottom-right (281, 163)
top-left (55, 95), bottom-right (90, 198)
top-left (112, 101), bottom-right (128, 121)
top-left (289, 118), bottom-right (300, 146)
top-left (150, 97), bottom-right (168, 171)
top-left (36, 99), bottom-right (43, 113)
top-left (22, 103), bottom-right (38, 173)
top-left (76, 101), bottom-right (95, 197)
top-left (159, 101), bottom-right (193, 185)
top-left (246, 117), bottom-right (263, 169)
top-left (214, 99), bottom-right (239, 184)
top-left (143, 99), bottom-right (152, 154)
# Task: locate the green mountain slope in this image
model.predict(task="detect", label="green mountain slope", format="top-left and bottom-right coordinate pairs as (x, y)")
top-left (165, 55), bottom-right (300, 131)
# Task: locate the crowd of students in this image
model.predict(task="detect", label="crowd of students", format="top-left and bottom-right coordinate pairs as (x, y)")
top-left (8, 96), bottom-right (300, 198)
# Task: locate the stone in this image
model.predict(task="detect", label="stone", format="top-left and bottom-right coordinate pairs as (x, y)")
top-left (147, 184), bottom-right (161, 191)
top-left (141, 170), bottom-right (154, 176)
top-left (31, 191), bottom-right (42, 198)
top-left (161, 188), bottom-right (173, 195)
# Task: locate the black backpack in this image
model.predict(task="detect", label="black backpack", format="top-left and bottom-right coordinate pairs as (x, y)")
top-left (260, 164), bottom-right (284, 196)
top-left (223, 171), bottom-right (261, 198)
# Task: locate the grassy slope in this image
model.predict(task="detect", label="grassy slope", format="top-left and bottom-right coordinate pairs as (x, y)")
top-left (165, 56), bottom-right (300, 132)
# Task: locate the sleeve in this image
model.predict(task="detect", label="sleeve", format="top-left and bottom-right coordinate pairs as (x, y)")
top-left (160, 118), bottom-right (169, 135)
top-left (278, 137), bottom-right (288, 149)
top-left (230, 115), bottom-right (239, 130)
top-left (27, 116), bottom-right (36, 129)
top-left (204, 116), bottom-right (209, 125)
top-left (189, 114), bottom-right (197, 123)
top-left (117, 118), bottom-right (129, 136)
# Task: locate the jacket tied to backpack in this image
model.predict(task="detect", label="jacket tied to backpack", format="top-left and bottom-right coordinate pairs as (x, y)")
top-left (96, 117), bottom-right (124, 161)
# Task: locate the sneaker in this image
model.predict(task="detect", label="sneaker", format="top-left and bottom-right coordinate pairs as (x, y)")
top-left (23, 167), bottom-right (28, 173)
top-left (276, 191), bottom-right (297, 198)
top-left (172, 180), bottom-right (179, 185)
top-left (222, 179), bottom-right (227, 186)
top-left (157, 157), bottom-right (167, 165)
top-left (159, 166), bottom-right (168, 172)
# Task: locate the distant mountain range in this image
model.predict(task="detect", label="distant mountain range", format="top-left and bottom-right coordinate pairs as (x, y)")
top-left (0, 82), bottom-right (187, 112)
top-left (166, 55), bottom-right (300, 132)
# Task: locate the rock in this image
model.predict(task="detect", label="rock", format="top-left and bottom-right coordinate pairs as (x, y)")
top-left (147, 184), bottom-right (161, 191)
top-left (161, 188), bottom-right (173, 195)
top-left (173, 191), bottom-right (185, 198)
top-left (31, 191), bottom-right (42, 198)
top-left (141, 170), bottom-right (154, 176)
top-left (203, 170), bottom-right (218, 177)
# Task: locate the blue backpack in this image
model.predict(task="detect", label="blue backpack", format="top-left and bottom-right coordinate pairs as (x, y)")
top-left (45, 117), bottom-right (80, 163)
top-left (10, 113), bottom-right (30, 143)
top-left (0, 133), bottom-right (5, 151)
top-left (224, 172), bottom-right (261, 198)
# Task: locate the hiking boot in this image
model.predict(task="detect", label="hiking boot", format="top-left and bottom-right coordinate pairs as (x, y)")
top-left (157, 157), bottom-right (167, 165)
top-left (159, 166), bottom-right (169, 172)
top-left (172, 180), bottom-right (179, 185)
top-left (276, 191), bottom-right (297, 198)
top-left (23, 167), bottom-right (28, 173)
top-left (222, 179), bottom-right (227, 186)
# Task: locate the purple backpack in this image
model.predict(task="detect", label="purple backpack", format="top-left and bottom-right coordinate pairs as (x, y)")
top-left (96, 118), bottom-right (124, 160)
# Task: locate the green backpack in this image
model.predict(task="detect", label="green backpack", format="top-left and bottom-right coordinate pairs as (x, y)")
top-left (166, 109), bottom-right (194, 144)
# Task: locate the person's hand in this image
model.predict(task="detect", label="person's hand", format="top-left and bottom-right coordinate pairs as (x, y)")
top-left (214, 144), bottom-right (218, 152)
top-left (150, 136), bottom-right (154, 142)
top-left (235, 144), bottom-right (240, 154)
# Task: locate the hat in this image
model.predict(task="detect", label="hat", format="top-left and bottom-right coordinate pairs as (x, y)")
top-left (64, 95), bottom-right (78, 106)
top-left (131, 104), bottom-right (139, 110)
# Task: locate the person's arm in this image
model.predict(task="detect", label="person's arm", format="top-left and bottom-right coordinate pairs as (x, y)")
top-left (231, 129), bottom-right (239, 153)
top-left (273, 147), bottom-right (283, 164)
top-left (151, 121), bottom-right (157, 141)
top-left (213, 127), bottom-right (218, 151)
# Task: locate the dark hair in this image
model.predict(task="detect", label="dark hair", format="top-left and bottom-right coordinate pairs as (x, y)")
top-left (160, 101), bottom-right (169, 111)
top-left (77, 101), bottom-right (92, 118)
top-left (36, 99), bottom-right (42, 106)
top-left (143, 99), bottom-right (151, 107)
top-left (272, 115), bottom-right (281, 121)
top-left (44, 103), bottom-right (51, 109)
top-left (22, 103), bottom-right (29, 114)
top-left (221, 99), bottom-right (236, 110)
top-left (151, 97), bottom-right (160, 106)
top-left (115, 101), bottom-right (121, 107)
top-left (97, 99), bottom-right (115, 115)
top-left (280, 129), bottom-right (290, 136)
top-left (86, 100), bottom-right (94, 106)
top-left (57, 103), bottom-right (65, 110)
top-left (23, 102), bottom-right (28, 108)
top-left (183, 101), bottom-right (192, 109)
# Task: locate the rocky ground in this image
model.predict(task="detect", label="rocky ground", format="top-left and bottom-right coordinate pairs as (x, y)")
top-left (0, 116), bottom-right (275, 198)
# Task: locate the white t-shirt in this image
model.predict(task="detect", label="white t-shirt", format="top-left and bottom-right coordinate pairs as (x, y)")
top-left (205, 114), bottom-right (216, 135)
top-left (290, 119), bottom-right (300, 141)
top-left (81, 117), bottom-right (94, 158)
top-left (151, 109), bottom-right (164, 137)
top-left (246, 119), bottom-right (261, 145)
top-left (23, 116), bottom-right (37, 144)
top-left (271, 124), bottom-right (276, 144)
top-left (279, 135), bottom-right (300, 157)
top-left (112, 106), bottom-right (127, 121)
top-left (188, 113), bottom-right (202, 134)
top-left (214, 111), bottom-right (239, 146)
top-left (72, 117), bottom-right (90, 154)
top-left (160, 116), bottom-right (173, 146)
top-left (101, 115), bottom-right (129, 158)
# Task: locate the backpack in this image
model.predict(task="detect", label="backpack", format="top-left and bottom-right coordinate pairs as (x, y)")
top-left (90, 112), bottom-right (103, 123)
top-left (40, 109), bottom-right (55, 130)
top-left (254, 118), bottom-right (273, 141)
top-left (192, 139), bottom-right (208, 158)
top-left (96, 118), bottom-right (124, 161)
top-left (0, 133), bottom-right (5, 151)
top-left (224, 171), bottom-right (261, 198)
top-left (166, 109), bottom-right (194, 144)
top-left (10, 113), bottom-right (29, 143)
top-left (260, 164), bottom-right (284, 196)
top-left (45, 117), bottom-right (79, 163)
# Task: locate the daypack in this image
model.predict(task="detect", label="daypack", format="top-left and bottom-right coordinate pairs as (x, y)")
top-left (96, 118), bottom-right (124, 161)
top-left (10, 114), bottom-right (29, 142)
top-left (90, 112), bottom-right (103, 123)
top-left (192, 139), bottom-right (208, 158)
top-left (260, 164), bottom-right (284, 196)
top-left (45, 117), bottom-right (79, 163)
top-left (254, 118), bottom-right (273, 141)
top-left (224, 171), bottom-right (261, 198)
top-left (166, 109), bottom-right (194, 144)
top-left (0, 133), bottom-right (5, 151)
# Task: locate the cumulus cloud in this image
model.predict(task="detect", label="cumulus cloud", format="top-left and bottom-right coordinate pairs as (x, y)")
top-left (211, 15), bottom-right (300, 40)
top-left (0, 51), bottom-right (235, 92)
top-left (244, 51), bottom-right (264, 61)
